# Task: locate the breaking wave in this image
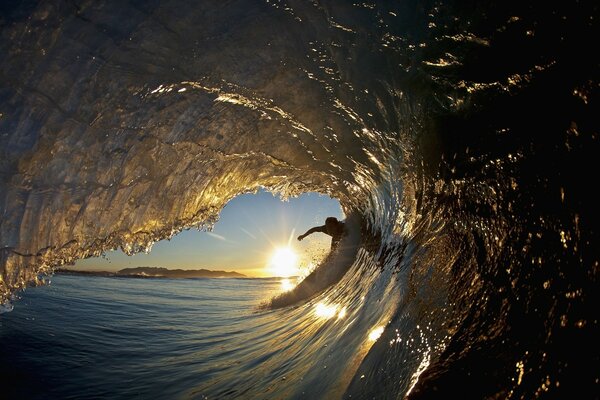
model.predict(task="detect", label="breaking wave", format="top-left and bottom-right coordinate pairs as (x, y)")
top-left (1, 0), bottom-right (597, 398)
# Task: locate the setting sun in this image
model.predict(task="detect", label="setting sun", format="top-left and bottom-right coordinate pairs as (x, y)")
top-left (269, 247), bottom-right (299, 277)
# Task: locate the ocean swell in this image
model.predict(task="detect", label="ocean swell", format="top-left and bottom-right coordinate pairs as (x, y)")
top-left (1, 0), bottom-right (597, 398)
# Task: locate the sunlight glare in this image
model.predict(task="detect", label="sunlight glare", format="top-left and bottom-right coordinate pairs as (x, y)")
top-left (314, 301), bottom-right (347, 320)
top-left (280, 278), bottom-right (295, 292)
top-left (368, 326), bottom-right (385, 342)
top-left (269, 247), bottom-right (299, 278)
top-left (315, 302), bottom-right (338, 319)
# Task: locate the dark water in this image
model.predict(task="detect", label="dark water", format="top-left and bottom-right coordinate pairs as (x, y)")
top-left (1, 275), bottom-right (286, 399)
top-left (1, 0), bottom-right (598, 398)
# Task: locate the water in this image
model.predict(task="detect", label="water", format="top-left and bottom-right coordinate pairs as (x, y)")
top-left (1, 261), bottom-right (589, 398)
top-left (2, 263), bottom-right (427, 400)
top-left (0, 275), bottom-right (286, 399)
top-left (1, 0), bottom-right (598, 398)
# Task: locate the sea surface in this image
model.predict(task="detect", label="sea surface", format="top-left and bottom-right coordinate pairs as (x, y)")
top-left (0, 275), bottom-right (290, 399)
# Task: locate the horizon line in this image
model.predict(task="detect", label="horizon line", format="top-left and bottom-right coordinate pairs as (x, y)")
top-left (56, 266), bottom-right (299, 279)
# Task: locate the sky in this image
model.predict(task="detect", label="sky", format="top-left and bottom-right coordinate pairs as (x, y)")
top-left (74, 189), bottom-right (344, 277)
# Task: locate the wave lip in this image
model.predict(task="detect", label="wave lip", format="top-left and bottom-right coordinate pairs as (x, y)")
top-left (1, 0), bottom-right (395, 304)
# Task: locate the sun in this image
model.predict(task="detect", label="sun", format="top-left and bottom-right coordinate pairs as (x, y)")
top-left (269, 247), bottom-right (299, 278)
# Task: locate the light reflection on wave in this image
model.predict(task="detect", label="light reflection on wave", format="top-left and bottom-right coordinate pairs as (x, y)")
top-left (368, 326), bottom-right (384, 342)
top-left (280, 278), bottom-right (295, 292)
top-left (314, 301), bottom-right (347, 320)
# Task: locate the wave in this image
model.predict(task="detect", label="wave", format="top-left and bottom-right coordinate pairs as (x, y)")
top-left (1, 0), bottom-right (597, 398)
top-left (267, 212), bottom-right (362, 309)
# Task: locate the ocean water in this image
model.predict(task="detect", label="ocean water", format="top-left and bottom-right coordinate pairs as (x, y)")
top-left (1, 0), bottom-right (598, 398)
top-left (0, 275), bottom-right (294, 399)
top-left (3, 261), bottom-right (427, 400)
top-left (2, 243), bottom-right (443, 400)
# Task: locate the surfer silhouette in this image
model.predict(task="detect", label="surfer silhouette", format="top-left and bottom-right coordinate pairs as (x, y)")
top-left (297, 217), bottom-right (346, 250)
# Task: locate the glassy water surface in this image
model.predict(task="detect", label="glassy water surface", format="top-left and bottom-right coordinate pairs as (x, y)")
top-left (0, 275), bottom-right (286, 399)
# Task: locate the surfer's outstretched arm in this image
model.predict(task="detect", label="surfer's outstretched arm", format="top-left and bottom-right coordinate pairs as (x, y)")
top-left (297, 225), bottom-right (326, 241)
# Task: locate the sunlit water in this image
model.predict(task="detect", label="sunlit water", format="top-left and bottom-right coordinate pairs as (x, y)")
top-left (0, 269), bottom-right (422, 400)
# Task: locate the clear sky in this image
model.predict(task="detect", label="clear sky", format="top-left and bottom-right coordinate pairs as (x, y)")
top-left (74, 189), bottom-right (344, 277)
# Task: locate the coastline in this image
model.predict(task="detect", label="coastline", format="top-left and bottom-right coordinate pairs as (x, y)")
top-left (55, 267), bottom-right (246, 279)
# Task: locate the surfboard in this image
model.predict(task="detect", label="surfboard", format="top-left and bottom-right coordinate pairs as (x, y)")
top-left (268, 213), bottom-right (362, 309)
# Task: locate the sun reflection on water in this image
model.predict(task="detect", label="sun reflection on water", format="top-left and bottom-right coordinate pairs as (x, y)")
top-left (314, 301), bottom-right (347, 320)
top-left (280, 278), bottom-right (295, 292)
top-left (368, 326), bottom-right (384, 342)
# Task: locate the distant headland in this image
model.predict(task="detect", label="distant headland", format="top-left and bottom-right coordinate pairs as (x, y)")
top-left (55, 266), bottom-right (246, 279)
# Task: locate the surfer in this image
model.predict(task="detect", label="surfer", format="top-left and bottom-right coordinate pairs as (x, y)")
top-left (297, 217), bottom-right (346, 250)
